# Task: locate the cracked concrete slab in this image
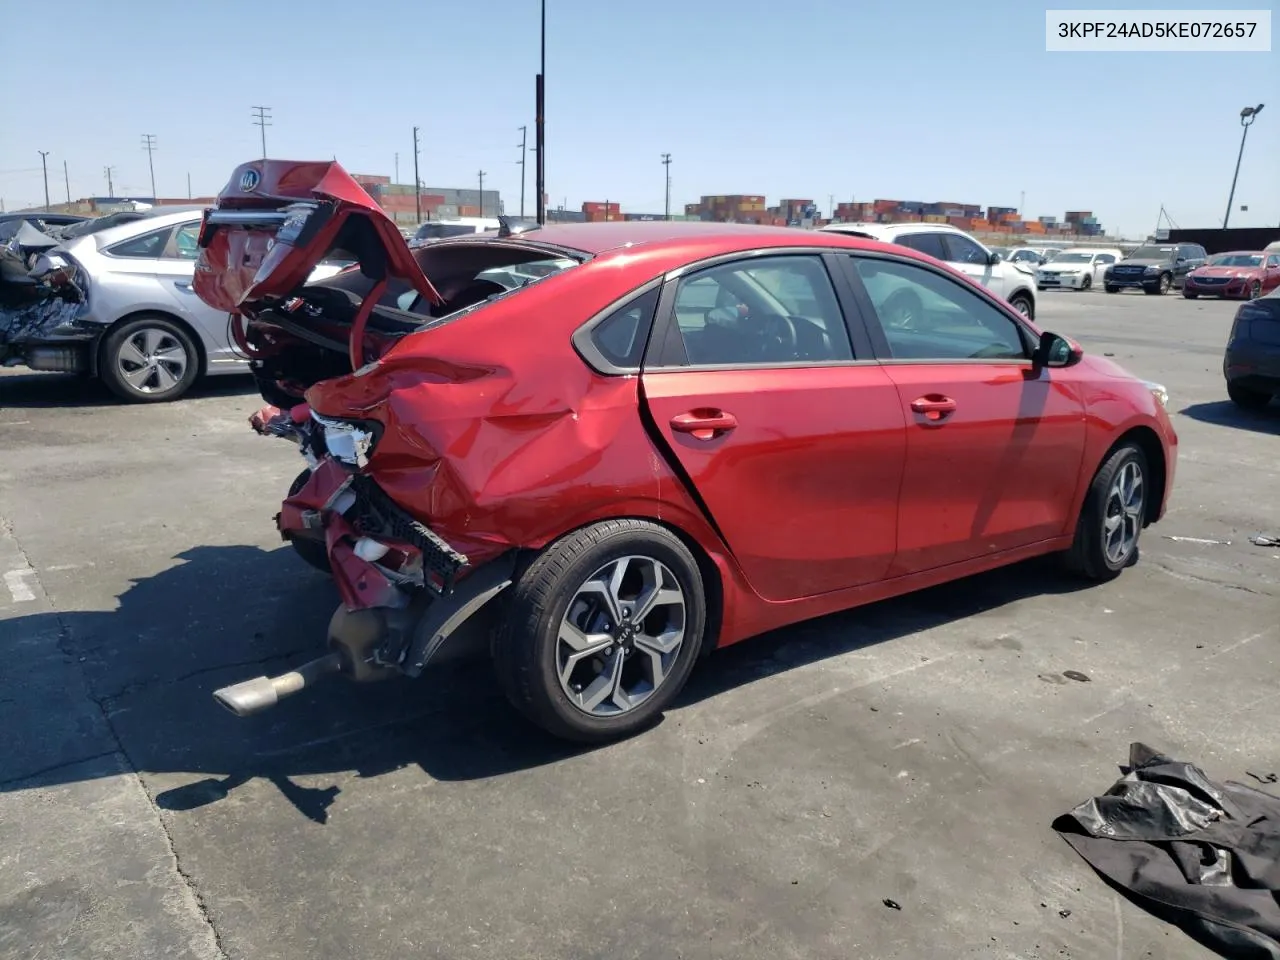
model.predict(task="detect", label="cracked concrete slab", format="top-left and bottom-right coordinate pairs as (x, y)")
top-left (0, 293), bottom-right (1276, 960)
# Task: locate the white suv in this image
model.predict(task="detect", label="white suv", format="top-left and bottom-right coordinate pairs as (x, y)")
top-left (820, 222), bottom-right (1038, 319)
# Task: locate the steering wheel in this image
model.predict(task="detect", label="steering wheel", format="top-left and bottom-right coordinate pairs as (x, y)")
top-left (969, 342), bottom-right (1018, 359)
top-left (759, 314), bottom-right (797, 359)
top-left (881, 288), bottom-right (924, 330)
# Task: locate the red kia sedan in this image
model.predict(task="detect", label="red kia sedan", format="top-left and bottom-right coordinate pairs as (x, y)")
top-left (195, 161), bottom-right (1177, 743)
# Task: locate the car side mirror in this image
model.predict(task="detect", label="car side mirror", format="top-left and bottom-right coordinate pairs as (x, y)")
top-left (1175, 256), bottom-right (1187, 264)
top-left (1033, 331), bottom-right (1083, 369)
top-left (988, 251), bottom-right (1002, 264)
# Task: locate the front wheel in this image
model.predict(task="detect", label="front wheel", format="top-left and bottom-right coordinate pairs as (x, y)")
top-left (492, 519), bottom-right (706, 743)
top-left (100, 315), bottom-right (200, 403)
top-left (1008, 293), bottom-right (1033, 319)
top-left (1183, 289), bottom-right (1198, 299)
top-left (1249, 281), bottom-right (1263, 300)
top-left (1063, 443), bottom-right (1149, 582)
top-left (1105, 284), bottom-right (1120, 294)
top-left (1081, 275), bottom-right (1092, 291)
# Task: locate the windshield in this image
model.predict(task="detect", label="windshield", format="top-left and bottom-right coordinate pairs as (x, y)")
top-left (1129, 246), bottom-right (1174, 259)
top-left (1208, 253), bottom-right (1263, 267)
top-left (1053, 252), bottom-right (1094, 263)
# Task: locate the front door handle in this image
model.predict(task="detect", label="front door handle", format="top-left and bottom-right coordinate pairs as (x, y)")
top-left (174, 280), bottom-right (194, 292)
top-left (670, 409), bottom-right (738, 439)
top-left (910, 395), bottom-right (957, 422)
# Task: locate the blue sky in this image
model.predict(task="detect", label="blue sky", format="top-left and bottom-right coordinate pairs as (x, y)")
top-left (1, 0), bottom-right (1275, 237)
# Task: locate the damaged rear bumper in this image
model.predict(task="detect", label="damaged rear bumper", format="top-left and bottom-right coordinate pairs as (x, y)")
top-left (212, 452), bottom-right (516, 717)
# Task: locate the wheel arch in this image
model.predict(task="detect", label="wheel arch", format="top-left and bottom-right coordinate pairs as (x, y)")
top-left (1105, 425), bottom-right (1168, 526)
top-left (94, 309), bottom-right (208, 378)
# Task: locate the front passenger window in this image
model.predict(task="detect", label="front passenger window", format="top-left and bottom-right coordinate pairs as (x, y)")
top-left (851, 257), bottom-right (1030, 362)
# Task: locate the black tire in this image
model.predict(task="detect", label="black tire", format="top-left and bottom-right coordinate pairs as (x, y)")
top-left (286, 469), bottom-right (331, 573)
top-left (99, 314), bottom-right (200, 403)
top-left (255, 372), bottom-right (307, 410)
top-left (1249, 281), bottom-right (1262, 300)
top-left (1105, 284), bottom-right (1120, 294)
top-left (1008, 293), bottom-right (1034, 319)
top-left (1227, 382), bottom-right (1273, 410)
top-left (492, 519), bottom-right (706, 743)
top-left (1183, 289), bottom-right (1198, 299)
top-left (1063, 443), bottom-right (1149, 582)
top-left (1081, 275), bottom-right (1092, 291)
top-left (1142, 272), bottom-right (1172, 295)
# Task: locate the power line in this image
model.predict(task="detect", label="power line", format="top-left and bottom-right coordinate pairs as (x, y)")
top-left (252, 106), bottom-right (272, 158)
top-left (141, 134), bottom-right (157, 198)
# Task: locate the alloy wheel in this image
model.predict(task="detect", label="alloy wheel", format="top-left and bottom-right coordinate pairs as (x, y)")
top-left (1102, 460), bottom-right (1144, 565)
top-left (556, 555), bottom-right (686, 717)
top-left (116, 327), bottom-right (189, 394)
top-left (1012, 297), bottom-right (1032, 317)
top-left (1159, 273), bottom-right (1172, 294)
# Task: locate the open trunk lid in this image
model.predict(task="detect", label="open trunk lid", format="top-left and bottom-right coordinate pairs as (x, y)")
top-left (193, 159), bottom-right (440, 315)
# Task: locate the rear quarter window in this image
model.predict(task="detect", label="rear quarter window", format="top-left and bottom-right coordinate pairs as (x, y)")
top-left (576, 287), bottom-right (660, 372)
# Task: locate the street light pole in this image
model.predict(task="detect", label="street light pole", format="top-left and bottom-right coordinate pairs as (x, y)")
top-left (518, 125), bottom-right (528, 218)
top-left (38, 151), bottom-right (50, 211)
top-left (1224, 103), bottom-right (1264, 229)
top-left (478, 170), bottom-right (486, 217)
top-left (63, 160), bottom-right (71, 204)
top-left (412, 126), bottom-right (422, 223)
top-left (661, 153), bottom-right (671, 220)
top-left (535, 0), bottom-right (546, 224)
top-left (141, 134), bottom-right (157, 199)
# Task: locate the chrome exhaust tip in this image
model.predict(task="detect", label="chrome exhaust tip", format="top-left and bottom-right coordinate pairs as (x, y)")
top-left (212, 652), bottom-right (344, 717)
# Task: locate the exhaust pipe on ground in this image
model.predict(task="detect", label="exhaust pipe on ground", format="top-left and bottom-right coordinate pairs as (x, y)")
top-left (212, 652), bottom-right (344, 717)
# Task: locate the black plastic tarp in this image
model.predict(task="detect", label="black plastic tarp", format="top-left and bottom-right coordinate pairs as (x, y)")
top-left (1055, 743), bottom-right (1280, 959)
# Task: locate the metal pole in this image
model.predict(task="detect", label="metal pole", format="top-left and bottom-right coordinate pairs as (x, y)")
top-left (1224, 121), bottom-right (1252, 229)
top-left (187, 172), bottom-right (192, 199)
top-left (394, 152), bottom-right (399, 184)
top-left (63, 160), bottom-right (71, 204)
top-left (104, 166), bottom-right (114, 196)
top-left (38, 151), bottom-right (50, 211)
top-left (662, 153), bottom-right (671, 220)
top-left (478, 171), bottom-right (486, 217)
top-left (518, 126), bottom-right (527, 218)
top-left (412, 126), bottom-right (421, 223)
top-left (535, 0), bottom-right (546, 224)
top-left (141, 134), bottom-right (157, 198)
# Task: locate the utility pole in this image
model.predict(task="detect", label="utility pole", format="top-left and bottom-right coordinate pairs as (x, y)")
top-left (412, 126), bottom-right (421, 223)
top-left (104, 165), bottom-right (115, 196)
top-left (141, 134), bottom-right (157, 198)
top-left (478, 170), bottom-right (486, 217)
top-left (1224, 104), bottom-right (1265, 228)
top-left (534, 0), bottom-right (546, 224)
top-left (394, 152), bottom-right (399, 184)
top-left (828, 194), bottom-right (834, 219)
top-left (518, 126), bottom-right (528, 218)
top-left (187, 172), bottom-right (192, 199)
top-left (1020, 190), bottom-right (1025, 214)
top-left (63, 160), bottom-right (71, 205)
top-left (661, 153), bottom-right (672, 220)
top-left (38, 151), bottom-right (50, 211)
top-left (251, 106), bottom-right (272, 158)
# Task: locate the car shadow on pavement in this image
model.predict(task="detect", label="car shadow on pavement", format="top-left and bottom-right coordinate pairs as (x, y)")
top-left (0, 542), bottom-right (1092, 824)
top-left (0, 370), bottom-right (259, 408)
top-left (1179, 400), bottom-right (1279, 435)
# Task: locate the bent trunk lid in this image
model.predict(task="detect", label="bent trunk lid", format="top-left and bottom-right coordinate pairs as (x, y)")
top-left (193, 159), bottom-right (440, 314)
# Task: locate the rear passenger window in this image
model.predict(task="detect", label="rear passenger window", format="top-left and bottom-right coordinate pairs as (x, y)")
top-left (588, 287), bottom-right (659, 369)
top-left (669, 255), bottom-right (853, 367)
top-left (107, 227), bottom-right (172, 259)
top-left (896, 233), bottom-right (947, 260)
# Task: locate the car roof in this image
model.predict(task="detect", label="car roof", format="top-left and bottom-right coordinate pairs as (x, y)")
top-left (512, 220), bottom-right (870, 256)
top-left (1212, 249), bottom-right (1266, 256)
top-left (822, 221), bottom-right (970, 237)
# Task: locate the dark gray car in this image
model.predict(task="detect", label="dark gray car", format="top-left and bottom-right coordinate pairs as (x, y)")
top-left (1104, 242), bottom-right (1207, 295)
top-left (1223, 284), bottom-right (1280, 409)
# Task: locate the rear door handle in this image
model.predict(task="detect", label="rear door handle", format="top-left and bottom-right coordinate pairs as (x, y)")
top-left (910, 395), bottom-right (957, 422)
top-left (670, 409), bottom-right (738, 438)
top-left (174, 280), bottom-right (193, 292)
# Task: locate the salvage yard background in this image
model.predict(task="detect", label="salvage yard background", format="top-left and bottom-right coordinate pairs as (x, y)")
top-left (1, 290), bottom-right (1277, 960)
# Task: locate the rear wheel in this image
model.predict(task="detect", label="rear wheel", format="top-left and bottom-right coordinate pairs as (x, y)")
top-left (100, 314), bottom-right (199, 403)
top-left (286, 469), bottom-right (331, 573)
top-left (492, 519), bottom-right (706, 743)
top-left (1227, 382), bottom-right (1273, 410)
top-left (1063, 443), bottom-right (1148, 582)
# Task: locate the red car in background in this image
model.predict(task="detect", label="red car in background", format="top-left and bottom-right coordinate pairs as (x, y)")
top-left (1183, 251), bottom-right (1280, 300)
top-left (193, 160), bottom-right (1178, 743)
